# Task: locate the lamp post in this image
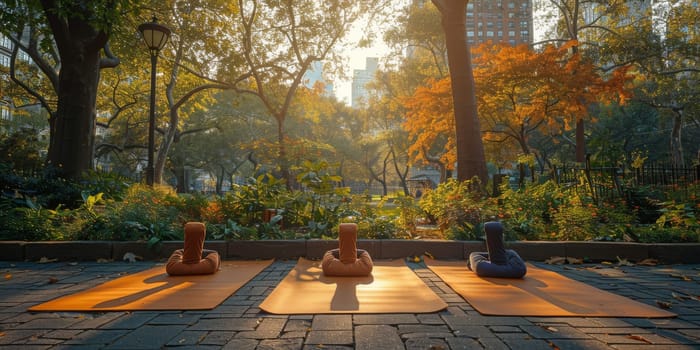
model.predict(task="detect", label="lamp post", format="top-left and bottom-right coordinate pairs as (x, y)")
top-left (138, 16), bottom-right (171, 186)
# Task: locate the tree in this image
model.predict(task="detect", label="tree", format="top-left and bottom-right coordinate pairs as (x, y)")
top-left (597, 0), bottom-right (700, 167)
top-left (537, 0), bottom-right (633, 162)
top-left (230, 0), bottom-right (390, 188)
top-left (473, 41), bottom-right (631, 167)
top-left (431, 0), bottom-right (487, 184)
top-left (0, 0), bottom-right (132, 180)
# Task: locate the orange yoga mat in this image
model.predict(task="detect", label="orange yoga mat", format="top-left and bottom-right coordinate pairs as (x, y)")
top-left (426, 259), bottom-right (676, 318)
top-left (259, 258), bottom-right (447, 314)
top-left (29, 260), bottom-right (273, 311)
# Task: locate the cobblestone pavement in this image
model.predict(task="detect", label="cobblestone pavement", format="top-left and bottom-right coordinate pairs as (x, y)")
top-left (1, 259), bottom-right (699, 349)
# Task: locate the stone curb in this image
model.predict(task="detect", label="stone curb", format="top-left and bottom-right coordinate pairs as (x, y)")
top-left (2, 240), bottom-right (699, 264)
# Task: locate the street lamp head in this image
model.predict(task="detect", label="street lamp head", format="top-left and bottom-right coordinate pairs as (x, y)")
top-left (138, 15), bottom-right (171, 52)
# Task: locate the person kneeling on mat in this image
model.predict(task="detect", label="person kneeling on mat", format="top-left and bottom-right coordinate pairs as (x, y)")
top-left (166, 222), bottom-right (221, 276)
top-left (468, 221), bottom-right (526, 278)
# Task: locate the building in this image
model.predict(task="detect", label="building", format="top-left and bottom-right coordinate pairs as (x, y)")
top-left (0, 34), bottom-right (12, 123)
top-left (466, 0), bottom-right (534, 46)
top-left (350, 57), bottom-right (378, 108)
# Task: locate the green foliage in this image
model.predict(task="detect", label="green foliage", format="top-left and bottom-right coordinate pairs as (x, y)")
top-left (419, 178), bottom-right (488, 237)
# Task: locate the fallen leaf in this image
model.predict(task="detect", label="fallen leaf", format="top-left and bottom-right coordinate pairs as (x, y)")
top-left (38, 257), bottom-right (58, 264)
top-left (68, 262), bottom-right (78, 266)
top-left (670, 273), bottom-right (692, 281)
top-left (616, 256), bottom-right (634, 266)
top-left (601, 261), bottom-right (613, 265)
top-left (627, 335), bottom-right (653, 344)
top-left (566, 257), bottom-right (583, 264)
top-left (656, 300), bottom-right (672, 309)
top-left (48, 277), bottom-right (58, 284)
top-left (424, 251), bottom-right (435, 260)
top-left (123, 252), bottom-right (142, 263)
top-left (4, 274), bottom-right (11, 280)
top-left (637, 258), bottom-right (658, 266)
top-left (96, 258), bottom-right (112, 263)
top-left (545, 256), bottom-right (566, 265)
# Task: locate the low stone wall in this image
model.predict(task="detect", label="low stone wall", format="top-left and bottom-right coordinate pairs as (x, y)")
top-left (1, 240), bottom-right (699, 264)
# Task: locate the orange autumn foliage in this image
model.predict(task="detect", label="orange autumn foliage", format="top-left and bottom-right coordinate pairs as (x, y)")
top-left (401, 40), bottom-right (632, 167)
top-left (402, 78), bottom-right (456, 168)
top-left (473, 40), bottom-right (632, 155)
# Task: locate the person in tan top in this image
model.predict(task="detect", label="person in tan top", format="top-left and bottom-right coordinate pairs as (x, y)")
top-left (321, 223), bottom-right (373, 276)
top-left (166, 222), bottom-right (221, 275)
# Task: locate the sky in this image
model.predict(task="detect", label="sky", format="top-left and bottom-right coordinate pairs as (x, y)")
top-left (334, 1), bottom-right (551, 105)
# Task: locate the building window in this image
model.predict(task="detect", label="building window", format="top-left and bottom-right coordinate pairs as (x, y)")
top-left (509, 31), bottom-right (515, 37)
top-left (467, 31), bottom-right (475, 37)
top-left (0, 105), bottom-right (10, 121)
top-left (0, 54), bottom-right (10, 67)
top-left (487, 31), bottom-right (494, 37)
top-left (521, 21), bottom-right (528, 28)
top-left (0, 35), bottom-right (11, 50)
top-left (521, 30), bottom-right (529, 38)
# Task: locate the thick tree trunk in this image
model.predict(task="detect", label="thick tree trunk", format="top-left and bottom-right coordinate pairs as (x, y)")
top-left (433, 0), bottom-right (488, 184)
top-left (46, 39), bottom-right (100, 180)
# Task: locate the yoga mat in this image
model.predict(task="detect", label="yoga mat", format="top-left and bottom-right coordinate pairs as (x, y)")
top-left (425, 259), bottom-right (676, 318)
top-left (28, 260), bottom-right (273, 311)
top-left (259, 258), bottom-right (447, 314)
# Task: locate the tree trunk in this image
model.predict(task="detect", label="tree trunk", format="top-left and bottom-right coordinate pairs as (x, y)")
top-left (46, 38), bottom-right (100, 180)
top-left (433, 0), bottom-right (488, 184)
top-left (670, 110), bottom-right (684, 167)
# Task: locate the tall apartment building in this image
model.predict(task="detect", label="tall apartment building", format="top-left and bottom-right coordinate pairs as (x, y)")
top-left (351, 57), bottom-right (378, 108)
top-left (0, 34), bottom-right (12, 122)
top-left (466, 0), bottom-right (533, 46)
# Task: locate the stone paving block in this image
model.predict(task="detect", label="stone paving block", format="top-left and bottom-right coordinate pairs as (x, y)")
top-left (0, 330), bottom-right (43, 345)
top-left (305, 330), bottom-right (353, 345)
top-left (397, 324), bottom-right (450, 335)
top-left (236, 317), bottom-right (286, 339)
top-left (549, 339), bottom-right (614, 350)
top-left (311, 315), bottom-right (352, 331)
top-left (257, 338), bottom-right (304, 350)
top-left (41, 329), bottom-right (82, 340)
top-left (12, 317), bottom-right (83, 330)
top-left (284, 319), bottom-right (311, 332)
top-left (446, 336), bottom-right (484, 349)
top-left (449, 325), bottom-right (495, 339)
top-left (146, 312), bottom-right (202, 325)
top-left (520, 325), bottom-right (593, 339)
top-left (104, 325), bottom-right (186, 349)
top-left (588, 332), bottom-right (679, 345)
top-left (416, 313), bottom-right (444, 325)
top-left (64, 329), bottom-right (128, 347)
top-left (405, 337), bottom-right (449, 350)
top-left (67, 312), bottom-right (126, 330)
top-left (24, 241), bottom-right (112, 262)
top-left (228, 240), bottom-right (306, 259)
top-left (352, 314), bottom-right (418, 325)
top-left (477, 337), bottom-right (511, 350)
top-left (99, 312), bottom-right (157, 330)
top-left (165, 330), bottom-right (208, 346)
top-left (496, 332), bottom-right (555, 350)
top-left (201, 331), bottom-right (236, 345)
top-left (188, 317), bottom-right (259, 331)
top-left (354, 325), bottom-right (403, 350)
top-left (222, 338), bottom-right (258, 350)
